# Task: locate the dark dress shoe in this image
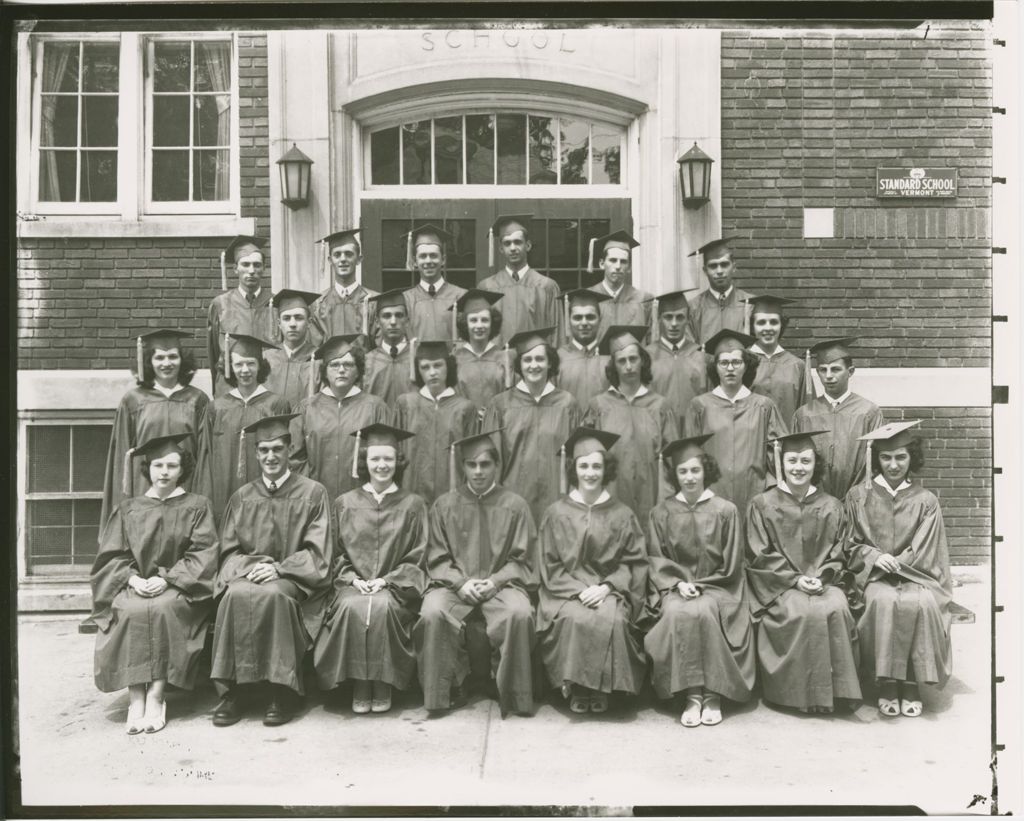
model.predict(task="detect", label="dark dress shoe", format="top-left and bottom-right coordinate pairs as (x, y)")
top-left (212, 693), bottom-right (241, 727)
top-left (263, 688), bottom-right (293, 726)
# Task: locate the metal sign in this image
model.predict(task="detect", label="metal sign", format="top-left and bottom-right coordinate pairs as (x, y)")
top-left (876, 167), bottom-right (958, 198)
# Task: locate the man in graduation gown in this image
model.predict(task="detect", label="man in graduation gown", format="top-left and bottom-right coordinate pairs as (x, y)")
top-left (586, 231), bottom-right (653, 343)
top-left (210, 413), bottom-right (333, 727)
top-left (478, 214), bottom-right (561, 344)
top-left (309, 228), bottom-right (379, 346)
top-left (556, 288), bottom-right (611, 408)
top-left (791, 337), bottom-right (884, 499)
top-left (208, 236), bottom-right (276, 397)
top-left (264, 289), bottom-right (321, 409)
top-left (403, 224), bottom-right (466, 341)
top-left (416, 430), bottom-right (538, 715)
top-left (745, 293), bottom-right (808, 423)
top-left (363, 288), bottom-right (417, 406)
top-left (645, 289), bottom-right (707, 417)
top-left (686, 237), bottom-right (753, 345)
top-left (291, 334), bottom-right (395, 502)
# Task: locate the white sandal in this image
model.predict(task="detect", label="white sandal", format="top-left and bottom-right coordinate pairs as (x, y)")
top-left (680, 694), bottom-right (703, 728)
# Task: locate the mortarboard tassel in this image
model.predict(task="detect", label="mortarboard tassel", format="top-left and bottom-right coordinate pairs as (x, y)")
top-left (773, 440), bottom-right (783, 490)
top-left (269, 296), bottom-right (278, 343)
top-left (451, 303), bottom-right (458, 341)
top-left (351, 429), bottom-right (362, 479)
top-left (409, 338), bottom-right (418, 382)
top-left (361, 297), bottom-right (369, 336)
top-left (743, 300), bottom-right (753, 335)
top-left (308, 351), bottom-right (317, 397)
top-left (650, 298), bottom-right (660, 347)
top-left (224, 332), bottom-right (231, 380)
top-left (504, 343), bottom-right (513, 389)
top-left (323, 240), bottom-right (330, 291)
top-left (586, 237), bottom-right (597, 274)
top-left (864, 441), bottom-right (873, 490)
top-left (487, 226), bottom-right (494, 270)
top-left (563, 298), bottom-right (570, 346)
top-left (804, 348), bottom-right (815, 402)
top-left (122, 447), bottom-right (136, 497)
top-left (559, 446), bottom-right (567, 496)
top-left (220, 251), bottom-right (227, 292)
top-left (236, 430), bottom-right (247, 479)
top-left (136, 336), bottom-right (144, 382)
top-left (405, 230), bottom-right (415, 272)
top-left (448, 443), bottom-right (458, 493)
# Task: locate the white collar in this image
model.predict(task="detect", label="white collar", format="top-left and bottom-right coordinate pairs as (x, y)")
top-left (238, 285), bottom-right (262, 300)
top-left (144, 486), bottom-right (186, 500)
top-left (515, 379), bottom-right (556, 400)
top-left (419, 277), bottom-right (446, 293)
top-left (228, 383), bottom-right (268, 403)
top-left (321, 384), bottom-right (362, 399)
top-left (712, 384), bottom-right (752, 403)
top-left (363, 481), bottom-right (399, 503)
top-left (751, 343), bottom-right (786, 359)
top-left (383, 339), bottom-right (408, 354)
top-left (776, 479), bottom-right (817, 499)
top-left (282, 340), bottom-right (308, 358)
top-left (462, 339), bottom-right (499, 355)
top-left (675, 488), bottom-right (715, 504)
top-left (419, 385), bottom-right (456, 402)
top-left (874, 473), bottom-right (912, 497)
top-left (467, 481), bottom-right (498, 499)
top-left (660, 337), bottom-right (689, 352)
top-left (609, 383), bottom-right (649, 401)
top-left (601, 281), bottom-right (624, 299)
top-left (262, 469), bottom-right (290, 490)
top-left (334, 280), bottom-right (359, 298)
top-left (571, 338), bottom-right (599, 352)
top-left (709, 286), bottom-right (733, 301)
top-left (152, 383), bottom-right (183, 398)
top-left (823, 390), bottom-right (852, 408)
top-left (569, 488), bottom-right (611, 506)
top-left (505, 265), bottom-right (529, 279)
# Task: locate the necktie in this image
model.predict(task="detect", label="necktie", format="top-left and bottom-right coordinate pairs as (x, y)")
top-left (390, 345), bottom-right (399, 360)
top-left (268, 480), bottom-right (278, 494)
top-left (246, 292), bottom-right (256, 306)
top-left (428, 284), bottom-right (436, 297)
top-left (719, 294), bottom-right (727, 308)
top-left (511, 271), bottom-right (520, 283)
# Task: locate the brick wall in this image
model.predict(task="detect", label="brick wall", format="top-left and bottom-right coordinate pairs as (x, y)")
top-left (239, 34), bottom-right (271, 237)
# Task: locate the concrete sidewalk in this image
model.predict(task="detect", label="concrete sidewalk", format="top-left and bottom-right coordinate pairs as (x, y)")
top-left (14, 569), bottom-right (993, 814)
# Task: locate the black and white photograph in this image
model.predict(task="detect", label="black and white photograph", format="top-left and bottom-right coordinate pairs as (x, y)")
top-left (4, 0), bottom-right (1022, 816)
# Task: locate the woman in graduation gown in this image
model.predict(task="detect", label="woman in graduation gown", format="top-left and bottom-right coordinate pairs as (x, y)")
top-left (537, 428), bottom-right (648, 714)
top-left (746, 431), bottom-right (862, 713)
top-left (314, 424), bottom-right (428, 714)
top-left (744, 294), bottom-right (807, 423)
top-left (101, 329), bottom-right (211, 528)
top-left (452, 289), bottom-right (507, 417)
top-left (397, 340), bottom-right (479, 505)
top-left (195, 334), bottom-right (291, 524)
top-left (844, 421), bottom-right (953, 718)
top-left (644, 434), bottom-right (755, 728)
top-left (91, 432), bottom-right (219, 734)
top-left (482, 328), bottom-right (584, 526)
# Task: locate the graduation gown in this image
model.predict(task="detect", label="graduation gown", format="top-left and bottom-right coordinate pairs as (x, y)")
top-left (454, 342), bottom-right (507, 415)
top-left (477, 268), bottom-right (561, 345)
top-left (792, 393), bottom-right (884, 500)
top-left (687, 287), bottom-right (753, 345)
top-left (587, 283), bottom-right (653, 343)
top-left (750, 347), bottom-right (807, 427)
top-left (396, 388), bottom-right (479, 505)
top-left (211, 473), bottom-right (333, 695)
top-left (100, 385), bottom-right (211, 529)
top-left (646, 339), bottom-right (708, 418)
top-left (208, 289), bottom-right (276, 397)
top-left (537, 493), bottom-right (649, 694)
top-left (364, 346), bottom-right (417, 407)
top-left (644, 492), bottom-right (755, 702)
top-left (291, 387), bottom-right (395, 503)
top-left (417, 484), bottom-right (538, 712)
top-left (745, 486), bottom-right (861, 709)
top-left (194, 387), bottom-right (292, 524)
top-left (404, 281), bottom-right (467, 342)
top-left (683, 388), bottom-right (788, 516)
top-left (482, 384), bottom-right (584, 525)
top-left (91, 491), bottom-right (219, 692)
top-left (309, 284), bottom-right (379, 347)
top-left (844, 479), bottom-right (953, 686)
top-left (264, 338), bottom-right (318, 410)
top-left (584, 387), bottom-right (679, 526)
top-left (314, 486), bottom-right (427, 690)
top-left (556, 343), bottom-right (609, 409)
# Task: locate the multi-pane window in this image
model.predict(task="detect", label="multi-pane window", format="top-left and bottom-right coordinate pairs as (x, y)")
top-left (528, 217), bottom-right (610, 292)
top-left (37, 40), bottom-right (120, 203)
top-left (25, 424), bottom-right (111, 573)
top-left (370, 114), bottom-right (623, 186)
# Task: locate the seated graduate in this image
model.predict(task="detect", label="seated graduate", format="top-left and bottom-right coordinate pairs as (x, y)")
top-left (210, 413), bottom-right (333, 728)
top-left (537, 428), bottom-right (648, 715)
top-left (416, 429), bottom-right (538, 716)
top-left (844, 420), bottom-right (953, 719)
top-left (746, 431), bottom-right (862, 714)
top-left (451, 288), bottom-right (507, 418)
top-left (313, 424), bottom-right (427, 715)
top-left (90, 432), bottom-right (219, 735)
top-left (644, 433), bottom-right (755, 728)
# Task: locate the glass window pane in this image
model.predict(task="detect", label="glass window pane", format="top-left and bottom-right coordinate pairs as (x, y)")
top-left (193, 149), bottom-right (229, 201)
top-left (528, 116), bottom-right (557, 185)
top-left (371, 127), bottom-right (400, 185)
top-left (153, 42), bottom-right (191, 92)
top-left (39, 96), bottom-right (78, 147)
top-left (447, 272), bottom-right (476, 291)
top-left (28, 522), bottom-right (74, 565)
top-left (28, 498), bottom-right (74, 528)
top-left (39, 150), bottom-right (77, 202)
top-left (529, 220), bottom-right (547, 271)
top-left (81, 96), bottom-right (118, 147)
top-left (446, 219), bottom-right (475, 270)
top-left (73, 500), bottom-right (103, 564)
top-left (82, 42), bottom-right (119, 92)
top-left (401, 120), bottom-right (432, 185)
top-left (152, 150), bottom-right (189, 201)
top-left (465, 114), bottom-right (494, 184)
top-left (194, 41), bottom-right (230, 93)
top-left (559, 119), bottom-right (589, 185)
top-left (581, 219), bottom-right (611, 271)
top-left (548, 271), bottom-right (579, 293)
top-left (80, 151), bottom-right (118, 202)
top-left (193, 94), bottom-right (230, 146)
top-left (547, 219), bottom-right (579, 269)
top-left (28, 427), bottom-right (70, 493)
top-left (434, 117), bottom-right (463, 184)
top-left (42, 42), bottom-right (80, 93)
top-left (152, 95), bottom-right (190, 147)
top-left (496, 114), bottom-right (526, 185)
top-left (381, 220), bottom-right (411, 269)
top-left (71, 426), bottom-right (111, 492)
top-left (382, 271), bottom-right (415, 292)
top-left (591, 125), bottom-right (621, 185)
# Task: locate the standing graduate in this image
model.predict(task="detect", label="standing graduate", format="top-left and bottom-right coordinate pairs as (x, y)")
top-left (584, 325), bottom-right (679, 526)
top-left (210, 414), bottom-right (333, 727)
top-left (416, 429), bottom-right (538, 716)
top-left (478, 214), bottom-right (561, 344)
top-left (556, 288), bottom-right (612, 408)
top-left (451, 288), bottom-right (507, 417)
top-left (482, 327), bottom-right (584, 525)
top-left (207, 236), bottom-right (275, 397)
top-left (195, 333), bottom-right (292, 524)
top-left (685, 237), bottom-right (754, 344)
top-left (644, 289), bottom-right (707, 417)
top-left (744, 294), bottom-right (807, 423)
top-left (264, 289), bottom-right (321, 408)
top-left (683, 329), bottom-right (787, 516)
top-left (314, 424), bottom-right (427, 714)
top-left (746, 431), bottom-right (861, 713)
top-left (538, 428), bottom-right (648, 714)
top-left (363, 288), bottom-right (417, 407)
top-left (844, 421), bottom-right (953, 719)
top-left (403, 224), bottom-right (466, 341)
top-left (291, 334), bottom-right (394, 502)
top-left (309, 228), bottom-right (379, 345)
top-left (101, 329), bottom-right (210, 529)
top-left (586, 231), bottom-right (652, 343)
top-left (791, 337), bottom-right (884, 499)
top-left (91, 432), bottom-right (219, 735)
top-left (397, 340), bottom-right (478, 505)
top-left (644, 434), bottom-right (755, 727)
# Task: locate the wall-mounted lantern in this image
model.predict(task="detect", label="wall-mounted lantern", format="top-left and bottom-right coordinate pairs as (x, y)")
top-left (677, 142), bottom-right (713, 209)
top-left (277, 143), bottom-right (314, 209)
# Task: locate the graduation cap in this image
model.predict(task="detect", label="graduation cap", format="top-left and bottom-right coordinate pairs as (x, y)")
top-left (406, 224), bottom-right (452, 271)
top-left (235, 412), bottom-right (299, 479)
top-left (227, 333), bottom-right (278, 359)
top-left (122, 431), bottom-right (194, 495)
top-left (349, 422), bottom-right (415, 479)
top-left (320, 228), bottom-right (362, 251)
top-left (448, 428), bottom-right (503, 491)
top-left (507, 327), bottom-right (556, 357)
top-left (451, 288), bottom-right (504, 315)
top-left (809, 336), bottom-right (858, 365)
top-left (703, 328), bottom-right (755, 355)
top-left (315, 333), bottom-right (366, 364)
top-left (858, 420), bottom-right (922, 489)
top-left (587, 230), bottom-right (639, 273)
top-left (135, 329), bottom-right (190, 380)
top-left (687, 236), bottom-right (739, 262)
top-left (220, 236), bottom-right (266, 291)
top-left (770, 429), bottom-right (829, 486)
top-left (741, 294), bottom-right (797, 313)
top-left (488, 214), bottom-right (532, 268)
top-left (661, 433), bottom-right (714, 466)
top-left (366, 287), bottom-right (409, 312)
top-left (598, 325), bottom-right (649, 357)
top-left (558, 426), bottom-right (620, 494)
top-left (272, 288), bottom-right (319, 313)
top-left (559, 288), bottom-right (611, 342)
top-left (645, 288), bottom-right (698, 344)
top-left (413, 339), bottom-right (454, 361)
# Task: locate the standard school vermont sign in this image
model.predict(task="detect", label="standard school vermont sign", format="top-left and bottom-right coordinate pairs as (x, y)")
top-left (876, 167), bottom-right (958, 198)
